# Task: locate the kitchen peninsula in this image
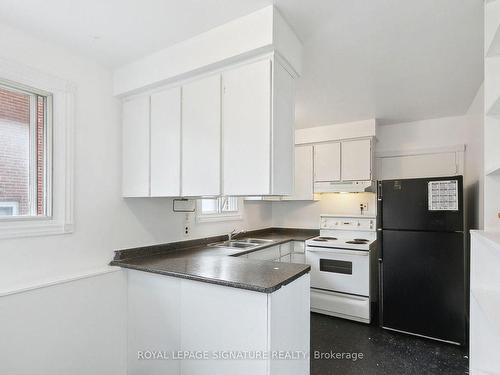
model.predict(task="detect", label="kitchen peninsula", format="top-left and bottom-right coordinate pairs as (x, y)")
top-left (111, 228), bottom-right (317, 375)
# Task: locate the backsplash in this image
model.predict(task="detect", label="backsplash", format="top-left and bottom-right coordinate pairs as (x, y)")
top-left (272, 192), bottom-right (377, 228)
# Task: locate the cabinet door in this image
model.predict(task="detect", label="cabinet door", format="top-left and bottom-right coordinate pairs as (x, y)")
top-left (271, 62), bottom-right (295, 195)
top-left (280, 254), bottom-right (292, 263)
top-left (279, 242), bottom-right (292, 257)
top-left (341, 139), bottom-right (371, 181)
top-left (293, 241), bottom-right (305, 253)
top-left (122, 96), bottom-right (150, 197)
top-left (314, 142), bottom-right (341, 182)
top-left (291, 253), bottom-right (306, 264)
top-left (247, 246), bottom-right (280, 261)
top-left (283, 145), bottom-right (314, 201)
top-left (223, 59), bottom-right (272, 195)
top-left (150, 87), bottom-right (181, 197)
top-left (182, 75), bottom-right (221, 196)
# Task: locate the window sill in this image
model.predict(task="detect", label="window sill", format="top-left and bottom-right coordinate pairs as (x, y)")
top-left (0, 219), bottom-right (73, 240)
top-left (196, 214), bottom-right (244, 223)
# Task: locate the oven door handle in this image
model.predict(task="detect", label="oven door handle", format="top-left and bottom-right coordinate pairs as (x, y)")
top-left (306, 247), bottom-right (369, 256)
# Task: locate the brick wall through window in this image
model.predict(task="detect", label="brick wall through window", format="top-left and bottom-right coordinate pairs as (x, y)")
top-left (0, 86), bottom-right (46, 216)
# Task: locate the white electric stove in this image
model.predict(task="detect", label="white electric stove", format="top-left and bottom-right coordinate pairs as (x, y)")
top-left (305, 215), bottom-right (377, 323)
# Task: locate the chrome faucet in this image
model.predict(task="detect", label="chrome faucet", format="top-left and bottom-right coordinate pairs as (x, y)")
top-left (228, 229), bottom-right (246, 241)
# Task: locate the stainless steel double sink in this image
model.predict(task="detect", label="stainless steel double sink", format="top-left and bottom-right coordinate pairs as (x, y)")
top-left (208, 238), bottom-right (274, 249)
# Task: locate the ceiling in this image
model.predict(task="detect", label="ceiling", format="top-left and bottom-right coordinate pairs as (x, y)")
top-left (0, 0), bottom-right (484, 126)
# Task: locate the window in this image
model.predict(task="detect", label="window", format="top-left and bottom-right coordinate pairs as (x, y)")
top-left (196, 197), bottom-right (243, 222)
top-left (0, 82), bottom-right (51, 218)
top-left (0, 57), bottom-right (74, 239)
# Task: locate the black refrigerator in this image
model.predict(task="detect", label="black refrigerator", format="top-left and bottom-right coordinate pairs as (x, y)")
top-left (378, 176), bottom-right (466, 345)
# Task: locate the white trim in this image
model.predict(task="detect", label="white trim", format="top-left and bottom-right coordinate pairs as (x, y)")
top-left (0, 267), bottom-right (121, 298)
top-left (0, 57), bottom-right (75, 239)
top-left (28, 92), bottom-right (38, 215)
top-left (196, 197), bottom-right (244, 223)
top-left (0, 201), bottom-right (19, 216)
top-left (376, 144), bottom-right (466, 158)
top-left (113, 6), bottom-right (302, 96)
top-left (295, 119), bottom-right (376, 145)
top-left (196, 212), bottom-right (244, 223)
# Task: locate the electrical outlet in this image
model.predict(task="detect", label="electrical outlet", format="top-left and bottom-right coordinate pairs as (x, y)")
top-left (183, 214), bottom-right (190, 237)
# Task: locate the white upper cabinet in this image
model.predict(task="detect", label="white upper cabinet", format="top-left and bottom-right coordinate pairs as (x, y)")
top-left (150, 87), bottom-right (181, 197)
top-left (122, 96), bottom-right (150, 197)
top-left (314, 142), bottom-right (341, 182)
top-left (341, 138), bottom-right (372, 181)
top-left (283, 145), bottom-right (315, 201)
top-left (182, 74), bottom-right (221, 196)
top-left (121, 54), bottom-right (297, 198)
top-left (312, 138), bottom-right (372, 185)
top-left (222, 59), bottom-right (272, 196)
top-left (222, 58), bottom-right (295, 196)
top-left (271, 60), bottom-right (295, 195)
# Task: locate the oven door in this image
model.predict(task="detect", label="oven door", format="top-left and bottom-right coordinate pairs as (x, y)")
top-left (306, 246), bottom-right (369, 296)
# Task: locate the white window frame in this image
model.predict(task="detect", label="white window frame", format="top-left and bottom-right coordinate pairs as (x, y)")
top-left (0, 57), bottom-right (74, 239)
top-left (0, 81), bottom-right (52, 219)
top-left (0, 202), bottom-right (19, 216)
top-left (196, 197), bottom-right (244, 223)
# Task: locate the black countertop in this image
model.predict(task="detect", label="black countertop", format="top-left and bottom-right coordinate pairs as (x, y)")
top-left (110, 228), bottom-right (318, 293)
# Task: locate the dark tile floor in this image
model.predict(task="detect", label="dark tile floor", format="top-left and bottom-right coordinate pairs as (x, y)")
top-left (310, 313), bottom-right (469, 375)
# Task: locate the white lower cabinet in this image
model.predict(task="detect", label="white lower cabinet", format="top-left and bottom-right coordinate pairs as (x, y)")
top-left (245, 242), bottom-right (297, 262)
top-left (245, 242), bottom-right (307, 265)
top-left (280, 242), bottom-right (292, 257)
top-left (247, 245), bottom-right (280, 261)
top-left (280, 254), bottom-right (292, 262)
top-left (127, 270), bottom-right (310, 375)
top-left (293, 241), bottom-right (306, 253)
top-left (291, 253), bottom-right (306, 264)
top-left (470, 232), bottom-right (500, 375)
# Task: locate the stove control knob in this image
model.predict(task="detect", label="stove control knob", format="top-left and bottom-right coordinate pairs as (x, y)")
top-left (357, 222), bottom-right (361, 226)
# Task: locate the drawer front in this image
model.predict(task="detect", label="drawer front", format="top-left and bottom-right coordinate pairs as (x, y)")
top-left (279, 254), bottom-right (291, 263)
top-left (247, 245), bottom-right (280, 261)
top-left (291, 253), bottom-right (306, 264)
top-left (311, 289), bottom-right (370, 321)
top-left (293, 241), bottom-right (305, 253)
top-left (280, 242), bottom-right (292, 257)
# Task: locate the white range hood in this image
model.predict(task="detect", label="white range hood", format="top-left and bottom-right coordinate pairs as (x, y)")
top-left (314, 180), bottom-right (375, 193)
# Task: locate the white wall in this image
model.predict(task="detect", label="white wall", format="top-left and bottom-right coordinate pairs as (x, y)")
top-left (272, 193), bottom-right (377, 228)
top-left (0, 22), bottom-right (271, 292)
top-left (376, 87), bottom-right (484, 230)
top-left (0, 271), bottom-right (126, 375)
top-left (0, 23), bottom-right (271, 375)
top-left (274, 87), bottom-right (484, 230)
